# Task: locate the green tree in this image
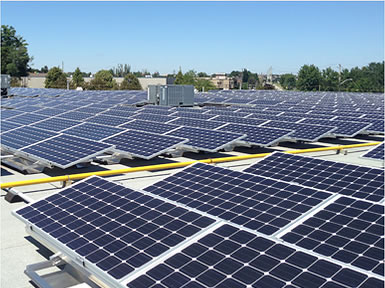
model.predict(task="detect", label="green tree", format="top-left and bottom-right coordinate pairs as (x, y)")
top-left (120, 73), bottom-right (142, 90)
top-left (45, 67), bottom-right (67, 88)
top-left (1, 25), bottom-right (32, 77)
top-left (71, 67), bottom-right (84, 88)
top-left (279, 74), bottom-right (297, 90)
top-left (321, 67), bottom-right (339, 91)
top-left (296, 64), bottom-right (322, 91)
top-left (174, 68), bottom-right (184, 84)
top-left (88, 69), bottom-right (115, 90)
top-left (195, 79), bottom-right (216, 92)
top-left (197, 72), bottom-right (209, 77)
top-left (41, 65), bottom-right (49, 73)
top-left (183, 70), bottom-right (196, 85)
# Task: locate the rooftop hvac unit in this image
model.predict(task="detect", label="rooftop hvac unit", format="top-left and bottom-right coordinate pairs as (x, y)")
top-left (148, 85), bottom-right (194, 107)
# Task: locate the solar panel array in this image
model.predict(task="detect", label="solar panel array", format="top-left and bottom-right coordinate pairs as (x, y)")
top-left (244, 152), bottom-right (384, 202)
top-left (2, 88), bottom-right (383, 171)
top-left (14, 166), bottom-right (384, 288)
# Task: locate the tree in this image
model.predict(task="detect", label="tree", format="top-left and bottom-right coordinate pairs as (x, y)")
top-left (1, 25), bottom-right (32, 77)
top-left (197, 72), bottom-right (209, 77)
top-left (120, 73), bottom-right (142, 90)
top-left (296, 64), bottom-right (322, 91)
top-left (195, 79), bottom-right (216, 92)
top-left (279, 74), bottom-right (297, 90)
top-left (45, 67), bottom-right (67, 88)
top-left (71, 67), bottom-right (84, 88)
top-left (41, 65), bottom-right (49, 73)
top-left (321, 67), bottom-right (339, 91)
top-left (110, 64), bottom-right (131, 77)
top-left (152, 71), bottom-right (160, 77)
top-left (88, 69), bottom-right (115, 90)
top-left (174, 68), bottom-right (184, 84)
top-left (183, 70), bottom-right (196, 85)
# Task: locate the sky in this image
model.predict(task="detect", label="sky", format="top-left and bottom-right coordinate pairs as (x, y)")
top-left (1, 1), bottom-right (384, 75)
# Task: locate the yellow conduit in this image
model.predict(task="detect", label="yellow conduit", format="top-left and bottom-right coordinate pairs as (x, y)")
top-left (0, 141), bottom-right (380, 189)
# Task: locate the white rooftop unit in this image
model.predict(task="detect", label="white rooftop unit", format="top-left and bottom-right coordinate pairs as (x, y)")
top-left (148, 84), bottom-right (194, 107)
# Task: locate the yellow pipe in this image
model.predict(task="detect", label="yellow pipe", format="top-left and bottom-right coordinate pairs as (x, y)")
top-left (1, 142), bottom-right (380, 189)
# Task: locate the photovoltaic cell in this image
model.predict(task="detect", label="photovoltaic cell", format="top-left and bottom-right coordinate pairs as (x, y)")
top-left (126, 224), bottom-right (382, 288)
top-left (131, 113), bottom-right (178, 123)
top-left (20, 134), bottom-right (113, 168)
top-left (102, 130), bottom-right (188, 159)
top-left (165, 126), bottom-right (245, 152)
top-left (0, 120), bottom-right (21, 133)
top-left (6, 113), bottom-right (47, 125)
top-left (282, 196), bottom-right (384, 276)
top-left (59, 111), bottom-right (94, 121)
top-left (63, 122), bottom-right (125, 141)
top-left (144, 162), bottom-right (332, 235)
top-left (31, 117), bottom-right (81, 132)
top-left (35, 108), bottom-right (67, 117)
top-left (168, 117), bottom-right (226, 129)
top-left (244, 152), bottom-right (384, 202)
top-left (14, 176), bottom-right (215, 283)
top-left (1, 126), bottom-right (57, 150)
top-left (217, 123), bottom-right (292, 146)
top-left (86, 115), bottom-right (131, 127)
top-left (361, 143), bottom-right (384, 161)
top-left (301, 119), bottom-right (371, 137)
top-left (119, 120), bottom-right (180, 135)
top-left (211, 115), bottom-right (268, 126)
top-left (262, 121), bottom-right (337, 142)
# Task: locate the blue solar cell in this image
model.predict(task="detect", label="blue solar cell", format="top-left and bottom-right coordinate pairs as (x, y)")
top-left (362, 143), bottom-right (384, 161)
top-left (144, 162), bottom-right (331, 235)
top-left (217, 123), bottom-right (292, 146)
top-left (62, 122), bottom-right (125, 141)
top-left (165, 126), bottom-right (245, 152)
top-left (0, 120), bottom-right (21, 133)
top-left (244, 152), bottom-right (384, 202)
top-left (168, 117), bottom-right (226, 129)
top-left (20, 134), bottom-right (113, 168)
top-left (282, 196), bottom-right (384, 276)
top-left (6, 113), bottom-right (46, 125)
top-left (1, 126), bottom-right (57, 149)
top-left (126, 224), bottom-right (381, 288)
top-left (102, 130), bottom-right (187, 159)
top-left (120, 120), bottom-right (180, 134)
top-left (31, 117), bottom-right (81, 132)
top-left (15, 176), bottom-right (215, 282)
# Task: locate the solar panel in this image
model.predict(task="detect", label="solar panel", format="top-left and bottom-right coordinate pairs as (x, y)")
top-left (361, 143), bottom-right (384, 161)
top-left (20, 134), bottom-right (113, 169)
top-left (217, 123), bottom-right (293, 146)
top-left (205, 110), bottom-right (252, 117)
top-left (34, 107), bottom-right (67, 117)
top-left (131, 113), bottom-right (177, 123)
top-left (211, 115), bottom-right (268, 126)
top-left (31, 117), bottom-right (81, 132)
top-left (86, 115), bottom-right (132, 127)
top-left (249, 113), bottom-right (304, 123)
top-left (170, 111), bottom-right (216, 120)
top-left (262, 121), bottom-right (337, 141)
top-left (119, 120), bottom-right (180, 135)
top-left (126, 223), bottom-right (382, 288)
top-left (59, 111), bottom-right (94, 121)
top-left (0, 120), bottom-right (21, 133)
top-left (144, 162), bottom-right (332, 235)
top-left (75, 107), bottom-right (107, 114)
top-left (0, 109), bottom-right (25, 119)
top-left (14, 176), bottom-right (215, 286)
top-left (62, 123), bottom-right (125, 141)
top-left (300, 119), bottom-right (372, 137)
top-left (100, 110), bottom-right (138, 118)
top-left (165, 126), bottom-right (246, 152)
top-left (281, 196), bottom-right (384, 276)
top-left (102, 130), bottom-right (188, 160)
top-left (168, 117), bottom-right (226, 129)
top-left (15, 105), bottom-right (43, 113)
top-left (244, 152), bottom-right (384, 202)
top-left (6, 113), bottom-right (47, 125)
top-left (139, 108), bottom-right (173, 115)
top-left (1, 126), bottom-right (57, 150)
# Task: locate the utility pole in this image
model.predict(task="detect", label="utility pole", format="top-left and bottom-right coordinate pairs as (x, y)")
top-left (338, 64), bottom-right (342, 92)
top-left (62, 61), bottom-right (64, 72)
